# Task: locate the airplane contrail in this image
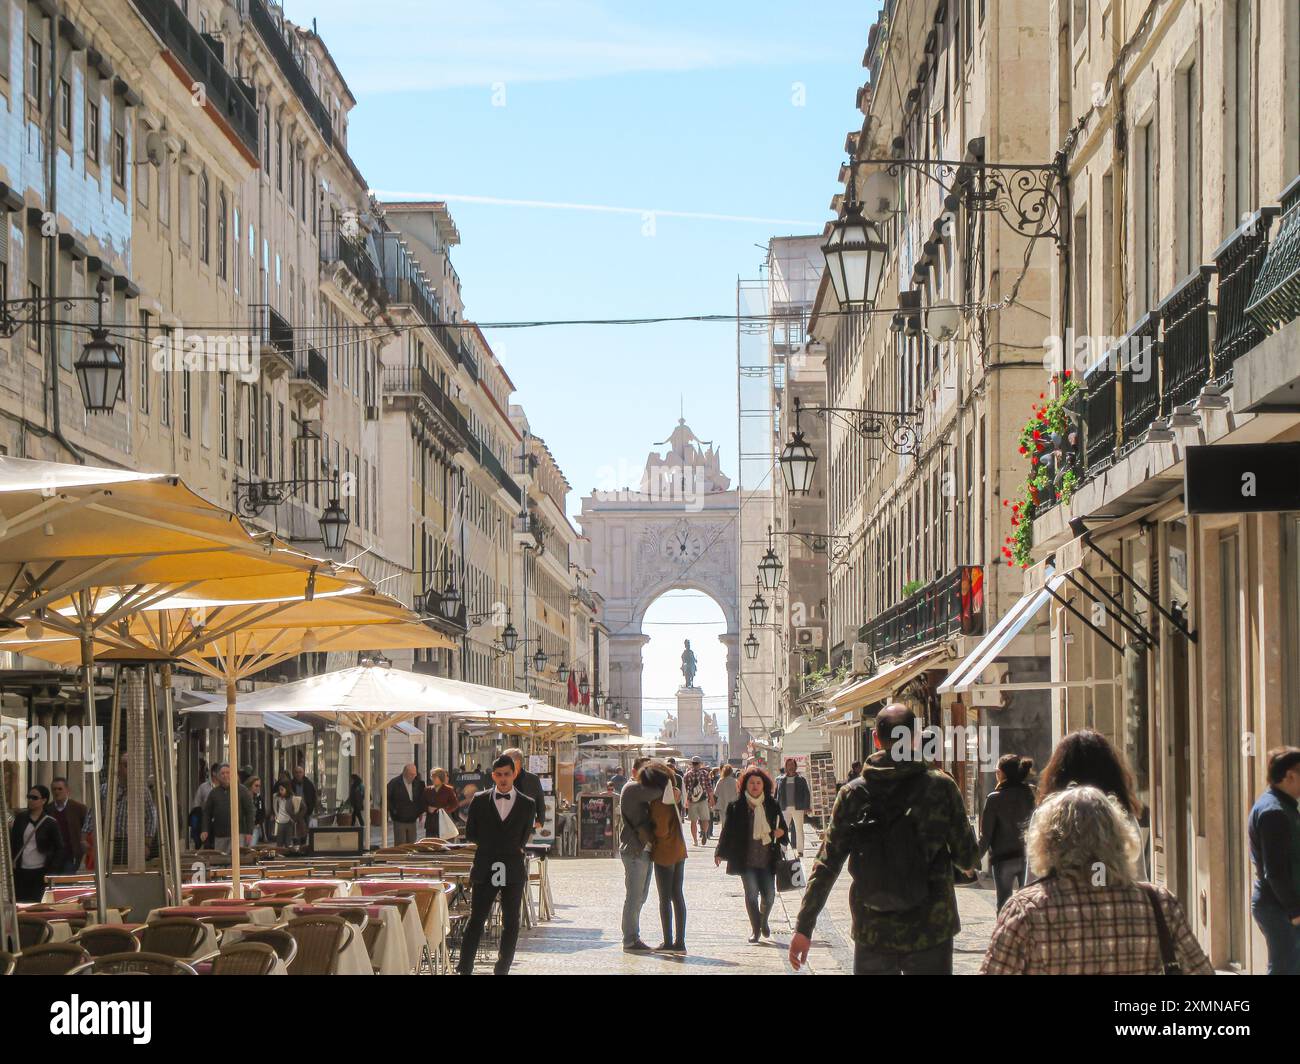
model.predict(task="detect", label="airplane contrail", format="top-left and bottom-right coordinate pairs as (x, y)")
top-left (371, 190), bottom-right (822, 229)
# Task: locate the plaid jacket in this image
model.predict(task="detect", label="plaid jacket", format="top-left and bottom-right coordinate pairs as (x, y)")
top-left (682, 768), bottom-right (713, 803)
top-left (980, 875), bottom-right (1213, 975)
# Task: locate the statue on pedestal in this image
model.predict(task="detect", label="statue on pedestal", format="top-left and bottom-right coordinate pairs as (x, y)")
top-left (681, 639), bottom-right (698, 688)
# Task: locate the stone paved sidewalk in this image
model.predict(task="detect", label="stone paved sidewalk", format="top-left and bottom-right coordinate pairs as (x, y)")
top-left (507, 823), bottom-right (999, 975)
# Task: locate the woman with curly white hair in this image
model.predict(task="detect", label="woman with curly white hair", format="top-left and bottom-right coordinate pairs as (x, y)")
top-left (981, 785), bottom-right (1212, 974)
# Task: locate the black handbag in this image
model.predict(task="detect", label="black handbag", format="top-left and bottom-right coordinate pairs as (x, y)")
top-left (774, 845), bottom-right (806, 892)
top-left (1140, 884), bottom-right (1183, 975)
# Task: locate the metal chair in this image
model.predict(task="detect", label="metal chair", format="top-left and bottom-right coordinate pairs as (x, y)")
top-left (12, 943), bottom-right (90, 975)
top-left (136, 917), bottom-right (209, 960)
top-left (72, 951), bottom-right (198, 975)
top-left (211, 941), bottom-right (279, 976)
top-left (16, 915), bottom-right (53, 950)
top-left (285, 915), bottom-right (351, 976)
top-left (72, 926), bottom-right (140, 958)
top-left (237, 928), bottom-right (297, 967)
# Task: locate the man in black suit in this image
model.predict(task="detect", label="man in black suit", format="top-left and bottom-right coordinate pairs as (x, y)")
top-left (458, 754), bottom-right (536, 975)
top-left (386, 763), bottom-right (426, 845)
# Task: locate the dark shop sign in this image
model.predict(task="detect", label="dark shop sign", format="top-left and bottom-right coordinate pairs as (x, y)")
top-left (1185, 442), bottom-right (1300, 514)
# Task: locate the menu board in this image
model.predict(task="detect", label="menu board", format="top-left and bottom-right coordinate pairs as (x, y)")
top-left (528, 774), bottom-right (557, 848)
top-left (451, 770), bottom-right (488, 823)
top-left (577, 792), bottom-right (617, 856)
top-left (808, 751), bottom-right (837, 820)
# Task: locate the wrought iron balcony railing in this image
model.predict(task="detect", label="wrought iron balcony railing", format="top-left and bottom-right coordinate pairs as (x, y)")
top-left (1246, 174), bottom-right (1300, 333)
top-left (1082, 354), bottom-right (1117, 475)
top-left (248, 0), bottom-right (333, 146)
top-left (250, 303), bottom-right (293, 364)
top-left (319, 223), bottom-right (383, 301)
top-left (857, 566), bottom-right (984, 664)
top-left (1212, 208), bottom-right (1280, 384)
top-left (294, 345), bottom-right (328, 394)
top-left (1158, 267), bottom-right (1215, 414)
top-left (382, 366), bottom-right (472, 447)
top-left (133, 0), bottom-right (258, 157)
top-left (1118, 313), bottom-right (1161, 453)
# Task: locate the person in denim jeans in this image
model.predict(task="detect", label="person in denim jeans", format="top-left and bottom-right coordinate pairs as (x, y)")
top-left (619, 757), bottom-right (657, 952)
top-left (1249, 747), bottom-right (1300, 974)
top-left (714, 766), bottom-right (789, 943)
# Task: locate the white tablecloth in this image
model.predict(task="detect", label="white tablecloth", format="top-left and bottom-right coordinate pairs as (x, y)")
top-left (335, 924), bottom-right (373, 975)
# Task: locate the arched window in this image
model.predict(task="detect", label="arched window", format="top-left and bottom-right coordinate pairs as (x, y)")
top-left (216, 191), bottom-right (228, 280)
top-left (198, 171), bottom-right (210, 264)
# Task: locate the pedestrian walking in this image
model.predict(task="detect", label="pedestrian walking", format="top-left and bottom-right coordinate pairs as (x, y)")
top-left (10, 784), bottom-right (63, 902)
top-left (682, 756), bottom-right (714, 846)
top-left (200, 764), bottom-right (255, 853)
top-left (190, 764), bottom-right (219, 849)
top-left (714, 765), bottom-right (789, 943)
top-left (345, 773), bottom-right (365, 828)
top-left (619, 756), bottom-right (657, 953)
top-left (978, 754), bottom-right (1036, 911)
top-left (641, 760), bottom-right (688, 953)
top-left (774, 757), bottom-right (812, 854)
top-left (1037, 728), bottom-right (1148, 877)
top-left (424, 768), bottom-right (459, 837)
top-left (1248, 746), bottom-right (1300, 975)
top-left (85, 755), bottom-right (160, 866)
top-left (457, 755), bottom-right (536, 975)
top-left (249, 776), bottom-right (265, 845)
top-left (48, 776), bottom-right (86, 873)
top-left (271, 781), bottom-right (306, 848)
top-left (386, 763), bottom-right (425, 845)
top-left (789, 703), bottom-right (978, 974)
top-left (713, 764), bottom-right (739, 835)
top-left (291, 764), bottom-right (318, 844)
top-left (981, 785), bottom-right (1212, 974)
top-left (505, 747), bottom-right (547, 833)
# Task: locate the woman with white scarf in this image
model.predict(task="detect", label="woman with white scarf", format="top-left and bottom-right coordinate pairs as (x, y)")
top-left (714, 766), bottom-right (789, 942)
top-left (640, 760), bottom-right (688, 954)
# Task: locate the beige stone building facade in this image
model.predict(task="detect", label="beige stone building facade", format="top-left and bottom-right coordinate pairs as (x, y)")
top-left (809, 0), bottom-right (1056, 795)
top-left (1006, 0), bottom-right (1300, 973)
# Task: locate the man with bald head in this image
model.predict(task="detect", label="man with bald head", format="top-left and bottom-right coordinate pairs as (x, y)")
top-left (387, 762), bottom-right (426, 845)
top-left (789, 702), bottom-right (978, 975)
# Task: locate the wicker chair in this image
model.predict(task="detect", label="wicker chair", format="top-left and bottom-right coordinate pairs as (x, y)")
top-left (16, 916), bottom-right (54, 950)
top-left (73, 951), bottom-right (197, 975)
top-left (198, 913), bottom-right (253, 933)
top-left (211, 941), bottom-right (279, 976)
top-left (285, 916), bottom-right (351, 976)
top-left (137, 918), bottom-right (210, 960)
top-left (237, 928), bottom-right (297, 967)
top-left (72, 926), bottom-right (140, 958)
top-left (0, 951), bottom-right (14, 975)
top-left (12, 943), bottom-right (90, 975)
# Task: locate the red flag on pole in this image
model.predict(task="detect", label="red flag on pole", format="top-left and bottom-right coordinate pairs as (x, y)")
top-left (567, 672), bottom-right (579, 706)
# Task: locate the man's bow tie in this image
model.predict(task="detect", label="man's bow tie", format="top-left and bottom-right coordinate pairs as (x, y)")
top-left (495, 791), bottom-right (511, 801)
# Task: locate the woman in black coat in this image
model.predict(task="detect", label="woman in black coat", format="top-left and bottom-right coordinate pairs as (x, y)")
top-left (978, 753), bottom-right (1036, 911)
top-left (714, 766), bottom-right (789, 942)
top-left (10, 784), bottom-right (64, 902)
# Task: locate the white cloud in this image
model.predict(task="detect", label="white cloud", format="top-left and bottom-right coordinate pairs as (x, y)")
top-left (285, 0), bottom-right (823, 92)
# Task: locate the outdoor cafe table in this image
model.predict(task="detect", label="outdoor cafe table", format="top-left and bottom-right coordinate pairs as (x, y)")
top-left (311, 896), bottom-right (424, 974)
top-left (290, 900), bottom-right (411, 975)
top-left (354, 879), bottom-right (451, 964)
top-left (251, 879), bottom-right (355, 898)
top-left (143, 906), bottom-right (278, 960)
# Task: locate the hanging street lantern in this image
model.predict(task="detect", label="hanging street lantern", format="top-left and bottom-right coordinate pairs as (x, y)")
top-left (749, 592), bottom-right (769, 628)
top-left (501, 621), bottom-right (519, 652)
top-left (744, 633), bottom-right (760, 660)
top-left (822, 166), bottom-right (889, 308)
top-left (318, 498), bottom-right (349, 551)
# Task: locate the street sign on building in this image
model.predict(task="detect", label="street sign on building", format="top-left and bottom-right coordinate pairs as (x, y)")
top-left (1185, 443), bottom-right (1300, 513)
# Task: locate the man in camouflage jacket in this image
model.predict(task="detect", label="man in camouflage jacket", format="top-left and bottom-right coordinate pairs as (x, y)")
top-left (789, 703), bottom-right (979, 974)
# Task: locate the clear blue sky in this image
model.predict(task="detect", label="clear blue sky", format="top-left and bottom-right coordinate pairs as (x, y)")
top-left (287, 2), bottom-right (877, 720)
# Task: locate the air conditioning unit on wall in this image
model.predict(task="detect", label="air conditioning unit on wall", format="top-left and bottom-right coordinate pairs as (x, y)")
top-left (795, 627), bottom-right (823, 650)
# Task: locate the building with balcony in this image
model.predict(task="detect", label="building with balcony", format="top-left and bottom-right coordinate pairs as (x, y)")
top-left (966, 0), bottom-right (1300, 975)
top-left (807, 0), bottom-right (1052, 790)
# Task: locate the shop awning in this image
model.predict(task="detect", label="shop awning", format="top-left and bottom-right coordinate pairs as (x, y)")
top-left (938, 571), bottom-right (1067, 694)
top-left (822, 646), bottom-right (953, 722)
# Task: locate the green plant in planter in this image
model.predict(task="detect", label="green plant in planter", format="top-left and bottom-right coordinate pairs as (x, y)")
top-left (901, 578), bottom-right (926, 598)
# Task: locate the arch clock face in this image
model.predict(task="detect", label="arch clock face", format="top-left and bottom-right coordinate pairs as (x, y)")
top-left (663, 529), bottom-right (704, 562)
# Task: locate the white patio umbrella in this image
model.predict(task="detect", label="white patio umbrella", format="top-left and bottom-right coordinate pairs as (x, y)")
top-left (227, 665), bottom-right (538, 847)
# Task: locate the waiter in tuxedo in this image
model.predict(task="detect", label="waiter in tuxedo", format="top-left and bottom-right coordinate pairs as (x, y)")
top-left (458, 754), bottom-right (536, 975)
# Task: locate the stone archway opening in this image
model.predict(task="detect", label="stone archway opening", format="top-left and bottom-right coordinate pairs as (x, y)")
top-left (640, 588), bottom-right (730, 758)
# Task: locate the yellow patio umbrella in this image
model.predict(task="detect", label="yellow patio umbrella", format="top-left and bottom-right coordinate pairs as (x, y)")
top-left (9, 591), bottom-right (455, 895)
top-left (0, 456), bottom-right (371, 921)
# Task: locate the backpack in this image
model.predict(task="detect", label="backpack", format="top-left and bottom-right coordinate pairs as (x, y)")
top-left (848, 773), bottom-right (932, 913)
top-left (688, 778), bottom-right (707, 803)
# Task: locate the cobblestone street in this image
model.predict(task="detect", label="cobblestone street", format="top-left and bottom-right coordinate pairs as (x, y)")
top-left (510, 826), bottom-right (1000, 975)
